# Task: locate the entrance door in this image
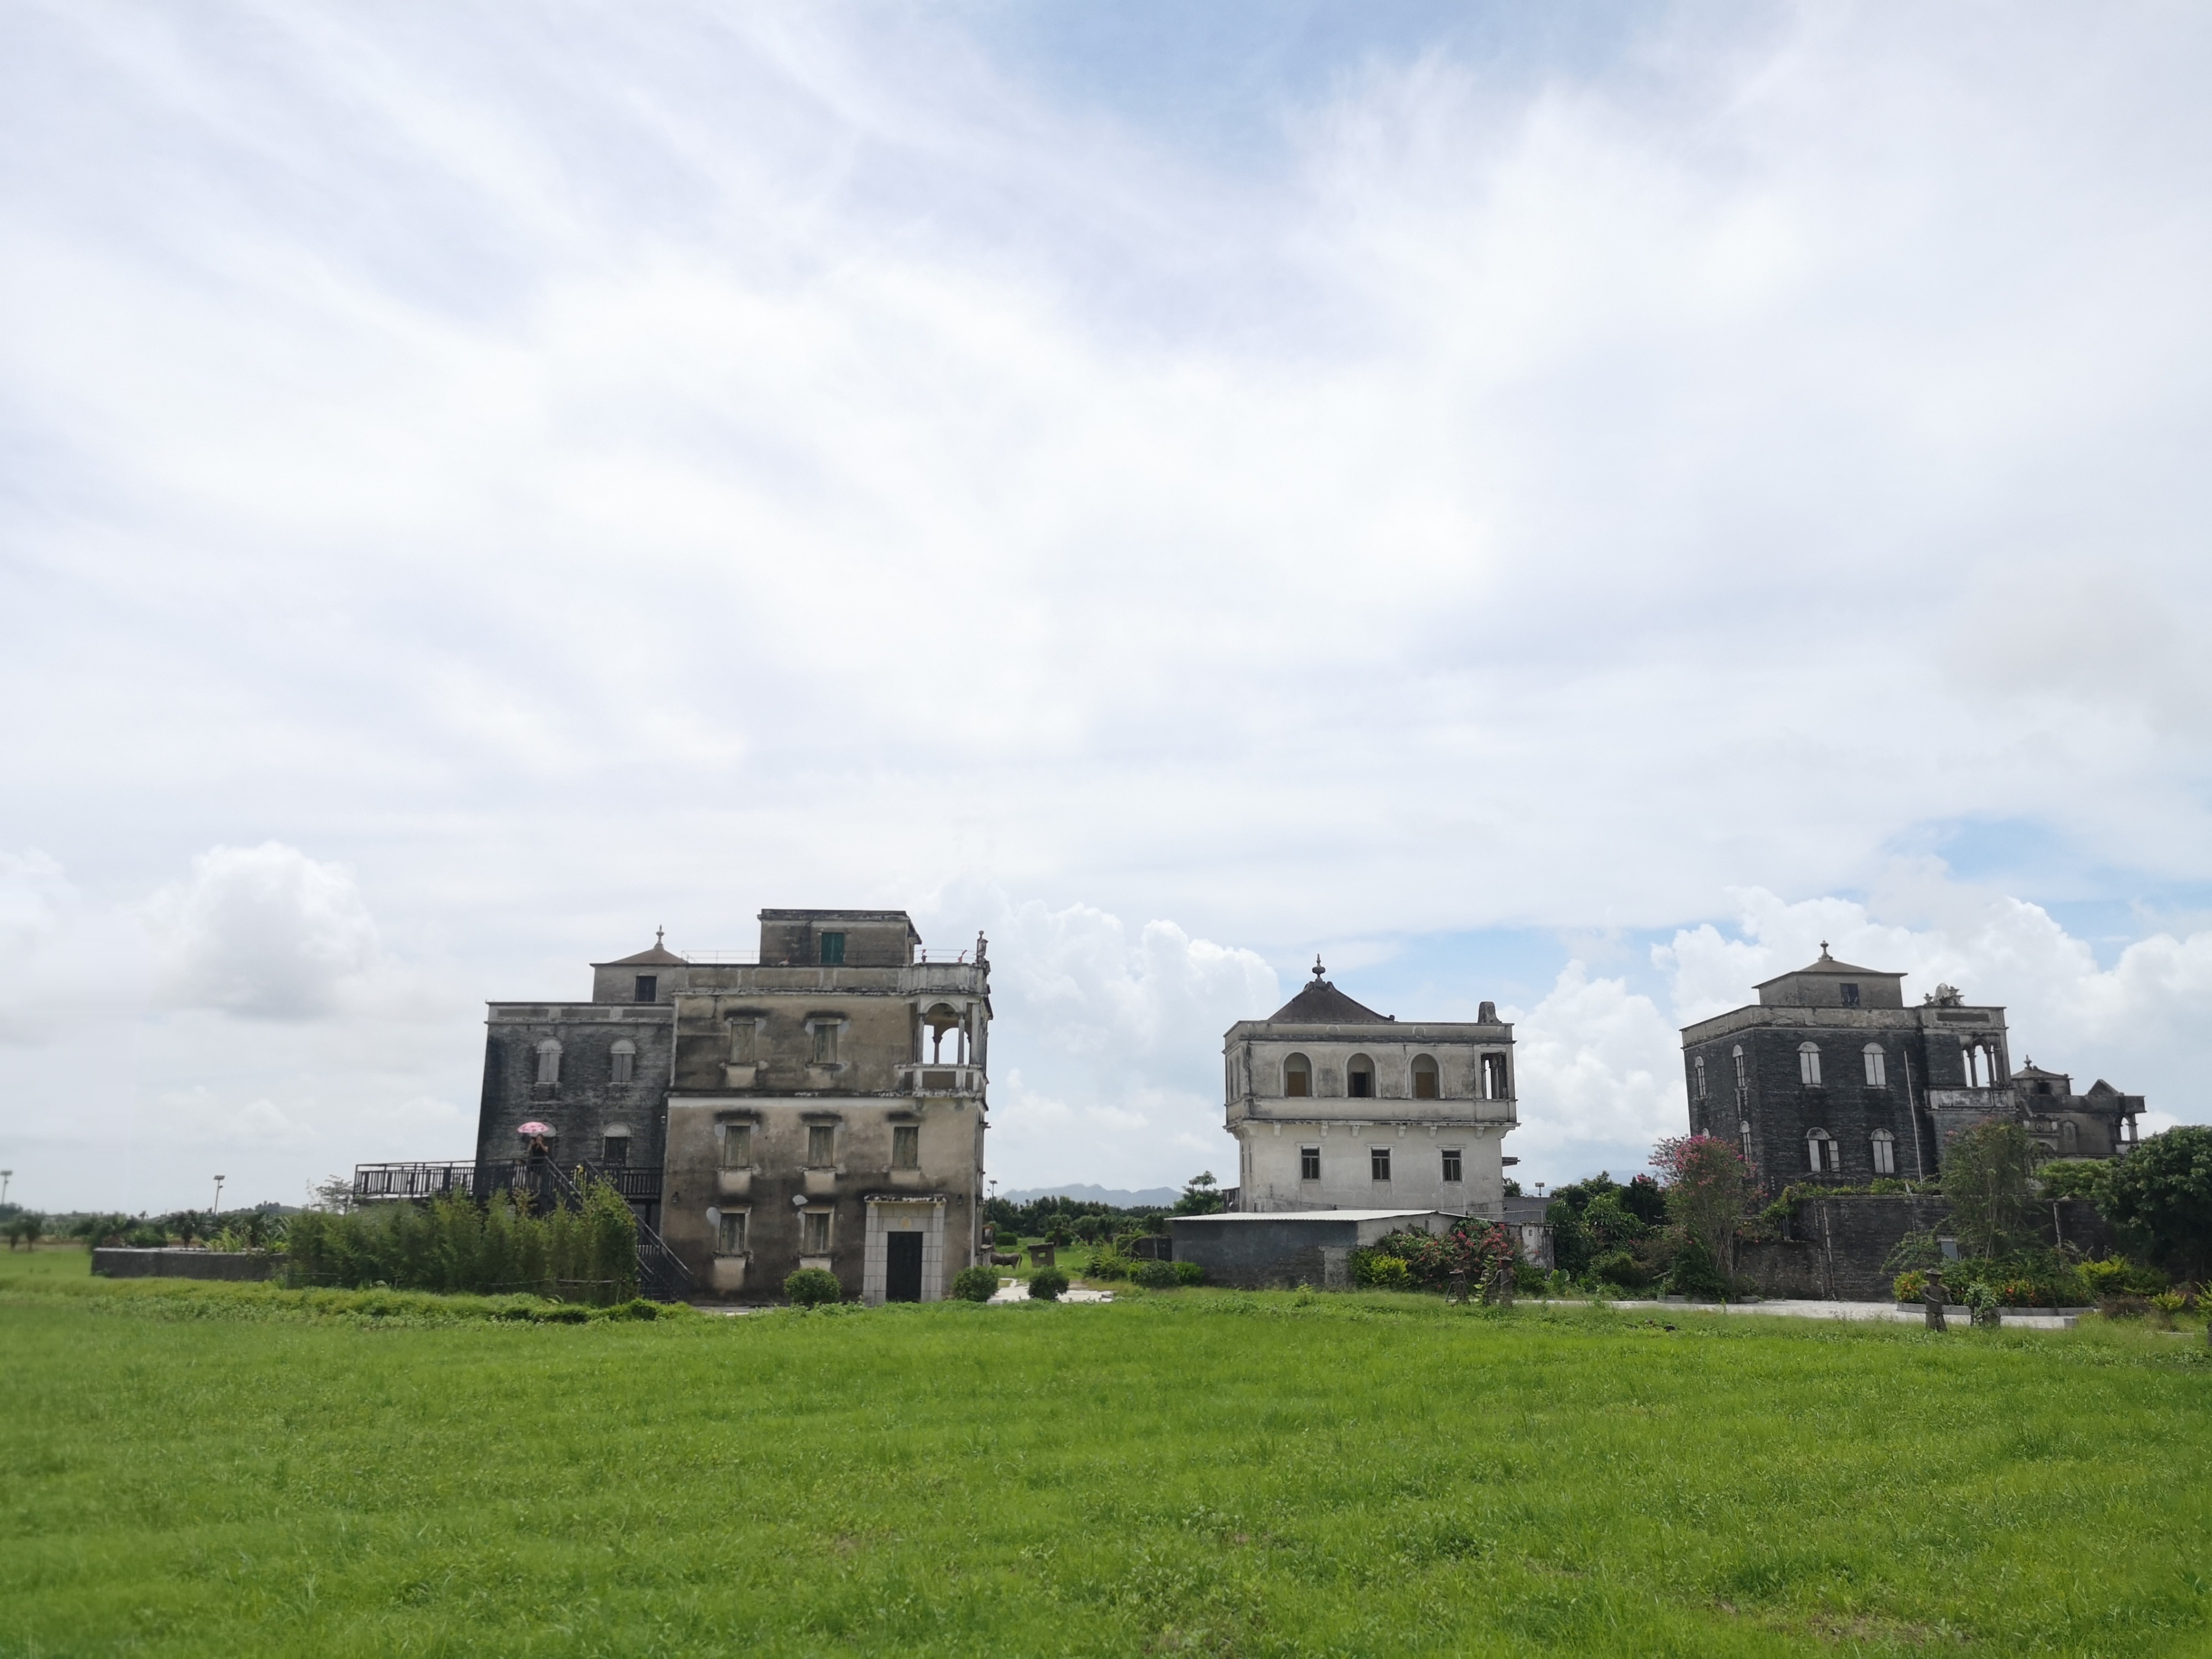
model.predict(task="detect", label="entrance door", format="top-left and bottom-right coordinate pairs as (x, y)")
top-left (886, 1231), bottom-right (923, 1302)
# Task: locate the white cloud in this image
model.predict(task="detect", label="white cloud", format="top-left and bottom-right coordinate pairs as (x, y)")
top-left (1, 8), bottom-right (2208, 1203)
top-left (974, 897), bottom-right (1280, 1190)
top-left (146, 843), bottom-right (379, 1019)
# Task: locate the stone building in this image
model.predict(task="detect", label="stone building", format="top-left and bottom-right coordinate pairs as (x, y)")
top-left (473, 908), bottom-right (990, 1305)
top-left (1219, 961), bottom-right (1519, 1215)
top-left (1677, 946), bottom-right (2142, 1184)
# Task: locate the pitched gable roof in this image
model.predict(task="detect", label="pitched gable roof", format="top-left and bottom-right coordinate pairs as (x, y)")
top-left (1266, 976), bottom-right (1392, 1024)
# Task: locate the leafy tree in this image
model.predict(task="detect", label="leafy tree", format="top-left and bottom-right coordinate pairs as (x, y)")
top-left (1620, 1174), bottom-right (1668, 1229)
top-left (1652, 1134), bottom-right (1754, 1285)
top-left (1545, 1200), bottom-right (1593, 1276)
top-left (1943, 1119), bottom-right (2041, 1258)
top-left (2036, 1159), bottom-right (2110, 1202)
top-left (1501, 1178), bottom-right (1523, 1198)
top-left (1028, 1267), bottom-right (1070, 1300)
top-left (1171, 1171), bottom-right (1225, 1216)
top-left (2099, 1126), bottom-right (2212, 1282)
top-left (3, 1212), bottom-right (43, 1250)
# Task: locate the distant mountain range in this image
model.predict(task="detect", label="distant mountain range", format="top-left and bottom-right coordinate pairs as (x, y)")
top-left (996, 1183), bottom-right (1180, 1208)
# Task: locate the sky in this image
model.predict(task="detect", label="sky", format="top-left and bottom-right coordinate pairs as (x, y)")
top-left (2, 2), bottom-right (2210, 1213)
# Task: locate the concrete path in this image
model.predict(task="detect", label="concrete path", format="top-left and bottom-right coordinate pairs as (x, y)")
top-left (988, 1279), bottom-right (1114, 1304)
top-left (1599, 1297), bottom-right (2078, 1330)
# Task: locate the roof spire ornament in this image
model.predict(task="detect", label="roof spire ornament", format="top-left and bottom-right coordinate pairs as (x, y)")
top-left (1819, 940), bottom-right (1832, 959)
top-left (656, 925), bottom-right (665, 948)
top-left (1313, 954), bottom-right (1326, 980)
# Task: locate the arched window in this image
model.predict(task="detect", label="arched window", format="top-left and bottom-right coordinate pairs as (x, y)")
top-left (1411, 1055), bottom-right (1440, 1100)
top-left (1694, 1056), bottom-right (1707, 1102)
top-left (1732, 1045), bottom-right (1748, 1093)
top-left (1870, 1128), bottom-right (1895, 1175)
top-left (1283, 1054), bottom-right (1312, 1098)
top-left (611, 1038), bottom-right (637, 1085)
top-left (534, 1038), bottom-right (561, 1086)
top-left (1346, 1055), bottom-right (1375, 1099)
top-left (1806, 1128), bottom-right (1838, 1173)
top-left (1739, 1119), bottom-right (1754, 1161)
top-left (1862, 1044), bottom-right (1885, 1088)
top-left (2060, 1120), bottom-right (2078, 1153)
top-left (1798, 1042), bottom-right (1823, 1086)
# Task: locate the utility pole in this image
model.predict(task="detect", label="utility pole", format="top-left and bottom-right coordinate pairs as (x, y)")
top-left (1, 1170), bottom-right (11, 1206)
top-left (212, 1174), bottom-right (226, 1215)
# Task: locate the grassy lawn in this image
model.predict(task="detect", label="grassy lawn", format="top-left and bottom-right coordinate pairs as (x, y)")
top-left (2, 1254), bottom-right (2208, 1657)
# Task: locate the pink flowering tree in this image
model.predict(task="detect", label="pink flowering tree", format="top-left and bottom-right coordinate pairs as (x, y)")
top-left (1652, 1133), bottom-right (1754, 1285)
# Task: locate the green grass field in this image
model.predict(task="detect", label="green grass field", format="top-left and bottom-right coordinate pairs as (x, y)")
top-left (4, 1250), bottom-right (2208, 1657)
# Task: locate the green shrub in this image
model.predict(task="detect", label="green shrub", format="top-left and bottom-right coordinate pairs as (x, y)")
top-left (783, 1267), bottom-right (842, 1307)
top-left (1665, 1237), bottom-right (1727, 1300)
top-left (124, 1224), bottom-right (168, 1248)
top-left (1131, 1259), bottom-right (1178, 1289)
top-left (2081, 1257), bottom-right (2166, 1298)
top-left (950, 1266), bottom-right (999, 1302)
top-left (1172, 1260), bottom-right (1205, 1286)
top-left (283, 1180), bottom-right (638, 1303)
top-left (1593, 1250), bottom-right (1651, 1290)
top-left (1028, 1267), bottom-right (1069, 1301)
top-left (1352, 1253), bottom-right (1412, 1291)
top-left (1894, 1269), bottom-right (1929, 1302)
top-left (1083, 1250), bottom-right (1132, 1281)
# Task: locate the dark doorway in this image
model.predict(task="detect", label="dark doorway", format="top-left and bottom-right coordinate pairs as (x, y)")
top-left (886, 1231), bottom-right (923, 1302)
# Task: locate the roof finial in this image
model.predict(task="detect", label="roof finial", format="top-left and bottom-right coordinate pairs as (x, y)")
top-left (1819, 940), bottom-right (1831, 959)
top-left (656, 925), bottom-right (665, 948)
top-left (1313, 954), bottom-right (1326, 980)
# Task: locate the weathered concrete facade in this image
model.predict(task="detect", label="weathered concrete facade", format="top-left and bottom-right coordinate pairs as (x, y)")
top-left (1220, 964), bottom-right (1519, 1216)
top-left (1678, 948), bottom-right (2143, 1189)
top-left (1736, 1196), bottom-right (2116, 1302)
top-left (1170, 1210), bottom-right (1456, 1290)
top-left (476, 909), bottom-right (990, 1305)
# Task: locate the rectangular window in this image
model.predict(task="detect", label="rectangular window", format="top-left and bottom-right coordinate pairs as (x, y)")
top-left (1694, 1056), bottom-right (1707, 1101)
top-left (1300, 1145), bottom-right (1320, 1181)
top-left (811, 1022), bottom-right (839, 1065)
top-left (806, 1124), bottom-right (836, 1167)
top-left (729, 1021), bottom-right (756, 1064)
top-left (803, 1210), bottom-right (831, 1253)
top-left (1370, 1147), bottom-right (1391, 1182)
top-left (819, 932), bottom-right (845, 966)
top-left (634, 974), bottom-right (656, 1003)
top-left (1441, 1147), bottom-right (1463, 1183)
top-left (602, 1135), bottom-right (628, 1167)
top-left (892, 1125), bottom-right (920, 1170)
top-left (1840, 983), bottom-right (1860, 1008)
top-left (721, 1124), bottom-right (752, 1168)
top-left (716, 1211), bottom-right (747, 1255)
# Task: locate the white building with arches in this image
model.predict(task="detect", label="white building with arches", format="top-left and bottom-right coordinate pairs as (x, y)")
top-left (1219, 962), bottom-right (1519, 1215)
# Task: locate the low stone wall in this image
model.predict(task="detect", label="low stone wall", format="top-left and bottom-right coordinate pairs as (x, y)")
top-left (1738, 1197), bottom-right (2117, 1301)
top-left (92, 1248), bottom-right (286, 1283)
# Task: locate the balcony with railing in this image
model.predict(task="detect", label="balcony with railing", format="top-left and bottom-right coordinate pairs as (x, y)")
top-left (353, 1160), bottom-right (663, 1205)
top-left (897, 1061), bottom-right (986, 1098)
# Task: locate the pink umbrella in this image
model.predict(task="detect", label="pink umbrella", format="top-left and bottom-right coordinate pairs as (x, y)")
top-left (516, 1122), bottom-right (556, 1137)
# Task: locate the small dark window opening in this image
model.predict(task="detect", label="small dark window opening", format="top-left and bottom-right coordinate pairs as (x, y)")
top-left (1300, 1145), bottom-right (1320, 1181)
top-left (1348, 1058), bottom-right (1375, 1099)
top-left (1370, 1146), bottom-right (1392, 1182)
top-left (634, 974), bottom-right (657, 1003)
top-left (819, 932), bottom-right (846, 966)
top-left (1441, 1147), bottom-right (1462, 1183)
top-left (1840, 983), bottom-right (1861, 1008)
top-left (602, 1134), bottom-right (629, 1167)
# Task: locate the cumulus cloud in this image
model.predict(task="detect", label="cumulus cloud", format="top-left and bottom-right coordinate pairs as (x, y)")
top-left (975, 898), bottom-right (1280, 1189)
top-left (147, 843), bottom-right (380, 1019)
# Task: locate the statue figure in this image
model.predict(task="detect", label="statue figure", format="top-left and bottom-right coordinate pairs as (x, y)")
top-left (1923, 1270), bottom-right (1948, 1332)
